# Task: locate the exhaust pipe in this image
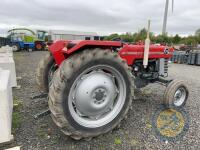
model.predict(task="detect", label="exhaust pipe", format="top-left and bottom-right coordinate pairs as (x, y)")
top-left (143, 20), bottom-right (151, 68)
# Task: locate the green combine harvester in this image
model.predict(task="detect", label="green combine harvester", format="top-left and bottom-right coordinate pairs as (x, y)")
top-left (7, 28), bottom-right (47, 51)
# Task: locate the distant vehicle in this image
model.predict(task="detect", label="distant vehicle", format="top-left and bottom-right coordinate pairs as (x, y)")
top-left (7, 28), bottom-right (47, 51)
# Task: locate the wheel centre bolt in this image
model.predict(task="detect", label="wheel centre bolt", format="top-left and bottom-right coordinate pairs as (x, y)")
top-left (93, 88), bottom-right (107, 104)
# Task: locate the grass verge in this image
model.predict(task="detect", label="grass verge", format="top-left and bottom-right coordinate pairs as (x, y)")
top-left (12, 97), bottom-right (23, 134)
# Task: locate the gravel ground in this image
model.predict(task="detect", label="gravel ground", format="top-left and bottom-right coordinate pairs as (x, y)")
top-left (1, 51), bottom-right (200, 150)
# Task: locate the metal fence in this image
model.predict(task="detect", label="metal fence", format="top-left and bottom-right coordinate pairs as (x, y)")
top-left (171, 51), bottom-right (200, 66)
top-left (0, 37), bottom-right (10, 47)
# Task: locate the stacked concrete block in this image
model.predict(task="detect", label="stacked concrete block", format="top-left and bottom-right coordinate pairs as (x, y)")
top-left (0, 45), bottom-right (13, 57)
top-left (0, 46), bottom-right (17, 87)
top-left (0, 68), bottom-right (13, 144)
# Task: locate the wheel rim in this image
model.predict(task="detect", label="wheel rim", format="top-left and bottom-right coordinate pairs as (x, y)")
top-left (12, 45), bottom-right (18, 51)
top-left (68, 65), bottom-right (127, 128)
top-left (173, 87), bottom-right (187, 107)
top-left (36, 44), bottom-right (42, 50)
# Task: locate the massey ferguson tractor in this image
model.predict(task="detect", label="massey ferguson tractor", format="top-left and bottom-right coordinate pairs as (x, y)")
top-left (36, 25), bottom-right (189, 140)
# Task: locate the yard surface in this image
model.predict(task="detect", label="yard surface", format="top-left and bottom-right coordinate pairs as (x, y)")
top-left (2, 51), bottom-right (200, 150)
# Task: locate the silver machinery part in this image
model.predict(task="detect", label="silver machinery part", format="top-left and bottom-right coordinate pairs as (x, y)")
top-left (159, 58), bottom-right (168, 77)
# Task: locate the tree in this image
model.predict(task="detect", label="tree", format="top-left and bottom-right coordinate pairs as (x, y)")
top-left (120, 32), bottom-right (133, 42)
top-left (173, 34), bottom-right (181, 44)
top-left (104, 29), bottom-right (200, 46)
top-left (152, 34), bottom-right (173, 44)
top-left (104, 33), bottom-right (120, 41)
top-left (180, 36), bottom-right (197, 46)
top-left (195, 29), bottom-right (200, 36)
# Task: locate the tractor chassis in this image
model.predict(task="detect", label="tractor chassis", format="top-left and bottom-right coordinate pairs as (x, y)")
top-left (154, 77), bottom-right (173, 86)
top-left (35, 40), bottom-right (189, 140)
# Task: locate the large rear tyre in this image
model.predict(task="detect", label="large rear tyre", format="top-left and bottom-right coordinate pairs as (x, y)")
top-left (36, 53), bottom-right (57, 93)
top-left (163, 80), bottom-right (189, 108)
top-left (48, 49), bottom-right (134, 140)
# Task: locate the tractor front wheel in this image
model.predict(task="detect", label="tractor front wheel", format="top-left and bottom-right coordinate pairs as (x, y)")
top-left (163, 80), bottom-right (189, 108)
top-left (12, 43), bottom-right (20, 52)
top-left (48, 49), bottom-right (134, 140)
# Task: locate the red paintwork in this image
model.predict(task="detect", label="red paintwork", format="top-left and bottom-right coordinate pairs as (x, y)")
top-left (48, 40), bottom-right (70, 65)
top-left (119, 44), bottom-right (173, 65)
top-left (49, 40), bottom-right (121, 65)
top-left (63, 40), bottom-right (122, 54)
top-left (49, 40), bottom-right (173, 66)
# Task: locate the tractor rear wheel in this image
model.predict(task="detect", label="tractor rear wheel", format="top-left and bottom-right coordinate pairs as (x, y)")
top-left (35, 42), bottom-right (44, 51)
top-left (48, 49), bottom-right (134, 140)
top-left (36, 53), bottom-right (57, 93)
top-left (163, 80), bottom-right (189, 108)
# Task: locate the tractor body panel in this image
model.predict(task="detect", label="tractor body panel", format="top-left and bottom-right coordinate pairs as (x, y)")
top-left (22, 42), bottom-right (35, 49)
top-left (49, 40), bottom-right (173, 66)
top-left (49, 40), bottom-right (122, 65)
top-left (119, 44), bottom-right (173, 65)
top-left (63, 40), bottom-right (122, 54)
top-left (48, 40), bottom-right (69, 65)
top-left (11, 41), bottom-right (35, 50)
top-left (12, 41), bottom-right (24, 49)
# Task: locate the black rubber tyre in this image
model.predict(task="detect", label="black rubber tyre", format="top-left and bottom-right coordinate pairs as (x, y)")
top-left (48, 49), bottom-right (135, 140)
top-left (12, 43), bottom-right (20, 52)
top-left (36, 53), bottom-right (56, 93)
top-left (163, 80), bottom-right (189, 108)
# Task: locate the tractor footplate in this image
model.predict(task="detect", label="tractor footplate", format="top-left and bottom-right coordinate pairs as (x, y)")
top-left (31, 93), bottom-right (48, 99)
top-left (34, 109), bottom-right (51, 119)
top-left (155, 78), bottom-right (173, 86)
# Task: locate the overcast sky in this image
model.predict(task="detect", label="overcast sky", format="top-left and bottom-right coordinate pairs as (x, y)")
top-left (0, 0), bottom-right (199, 36)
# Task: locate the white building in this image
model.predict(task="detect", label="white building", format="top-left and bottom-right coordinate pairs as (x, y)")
top-left (48, 30), bottom-right (101, 41)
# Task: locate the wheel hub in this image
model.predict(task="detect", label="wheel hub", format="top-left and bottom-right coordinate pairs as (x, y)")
top-left (174, 87), bottom-right (186, 106)
top-left (175, 90), bottom-right (182, 99)
top-left (93, 88), bottom-right (106, 104)
top-left (36, 44), bottom-right (42, 49)
top-left (74, 71), bottom-right (117, 118)
top-left (12, 45), bottom-right (18, 51)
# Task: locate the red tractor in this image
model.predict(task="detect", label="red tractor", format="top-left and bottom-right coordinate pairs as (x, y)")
top-left (36, 40), bottom-right (189, 140)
